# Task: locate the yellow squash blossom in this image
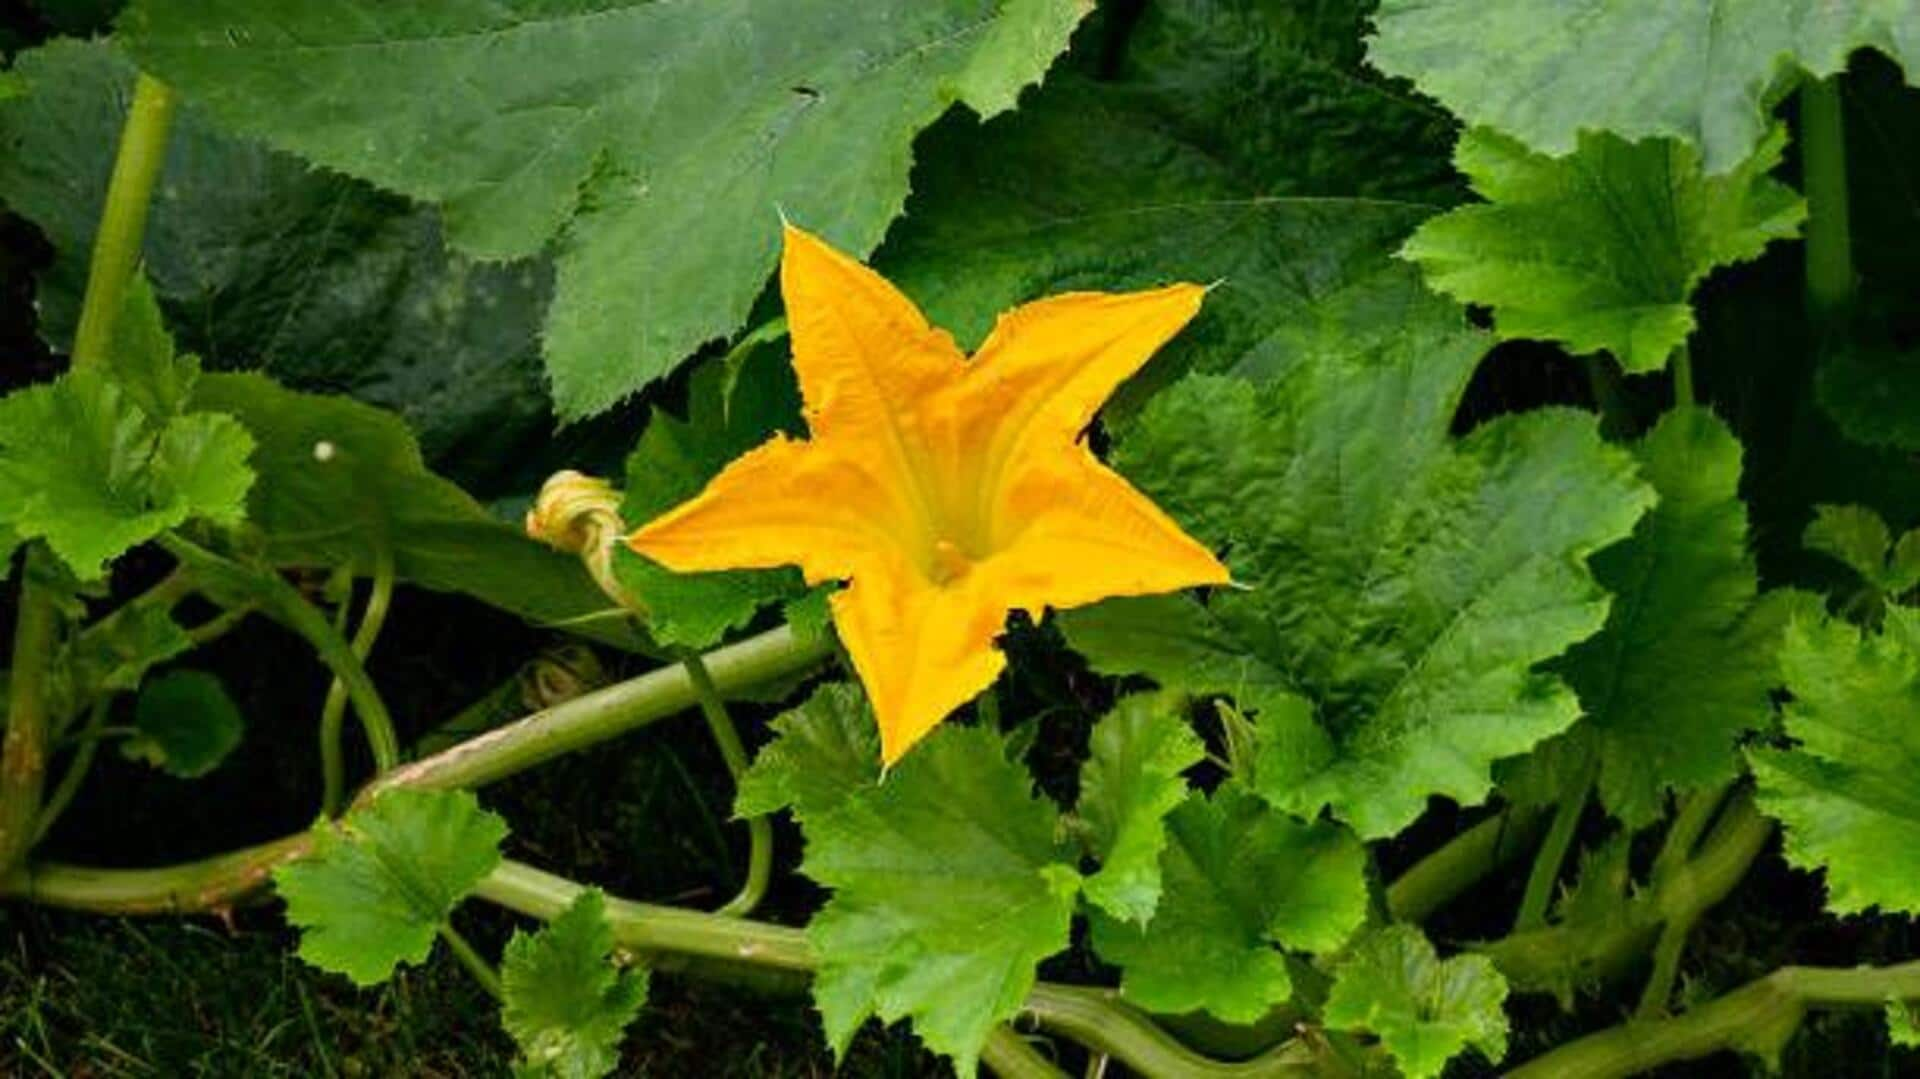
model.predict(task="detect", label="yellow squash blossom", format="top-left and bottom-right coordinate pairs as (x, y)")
top-left (629, 226), bottom-right (1229, 763)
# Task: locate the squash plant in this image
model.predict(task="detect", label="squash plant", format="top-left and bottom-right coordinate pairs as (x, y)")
top-left (4, 1), bottom-right (1920, 1075)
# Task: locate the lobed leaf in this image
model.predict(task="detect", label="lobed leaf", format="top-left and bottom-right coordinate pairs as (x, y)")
top-left (1089, 784), bottom-right (1367, 1023)
top-left (275, 789), bottom-right (508, 986)
top-left (0, 39), bottom-right (554, 491)
top-left (1542, 407), bottom-right (1783, 824)
top-left (1074, 692), bottom-right (1206, 924)
top-left (800, 723), bottom-right (1079, 1077)
top-left (1401, 127), bottom-right (1803, 372)
top-left (1751, 606), bottom-right (1920, 916)
top-left (1063, 286), bottom-right (1654, 838)
top-left (501, 890), bottom-right (648, 1079)
top-left (733, 682), bottom-right (880, 824)
top-left (1323, 925), bottom-right (1510, 1079)
top-left (1369, 0), bottom-right (1920, 174)
top-left (125, 0), bottom-right (1092, 418)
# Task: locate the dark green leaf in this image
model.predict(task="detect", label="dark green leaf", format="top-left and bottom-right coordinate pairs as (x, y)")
top-left (125, 0), bottom-right (1091, 418)
top-left (122, 669), bottom-right (243, 778)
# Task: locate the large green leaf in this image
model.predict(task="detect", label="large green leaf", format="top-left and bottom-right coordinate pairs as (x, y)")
top-left (1089, 784), bottom-right (1366, 1023)
top-left (1323, 925), bottom-right (1509, 1079)
top-left (612, 345), bottom-right (808, 650)
top-left (1368, 0), bottom-right (1920, 174)
top-left (796, 724), bottom-right (1080, 1077)
top-left (1401, 127), bottom-right (1803, 372)
top-left (189, 373), bottom-right (638, 648)
top-left (1545, 408), bottom-right (1783, 825)
top-left (1062, 290), bottom-right (1653, 838)
top-left (1750, 606), bottom-right (1920, 916)
top-left (501, 890), bottom-right (648, 1079)
top-left (275, 789), bottom-right (507, 987)
top-left (1074, 692), bottom-right (1206, 924)
top-left (0, 40), bottom-right (553, 491)
top-left (125, 0), bottom-right (1091, 418)
top-left (877, 0), bottom-right (1459, 418)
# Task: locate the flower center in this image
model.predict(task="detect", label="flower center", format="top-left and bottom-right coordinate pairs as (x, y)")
top-left (930, 538), bottom-right (974, 585)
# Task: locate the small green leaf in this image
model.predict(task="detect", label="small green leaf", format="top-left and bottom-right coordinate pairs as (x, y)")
top-left (122, 669), bottom-right (243, 778)
top-left (613, 351), bottom-right (807, 650)
top-left (1401, 127), bottom-right (1803, 372)
top-left (1075, 692), bottom-right (1206, 924)
top-left (1323, 925), bottom-right (1510, 1079)
top-left (106, 275), bottom-right (199, 419)
top-left (0, 368), bottom-right (254, 578)
top-left (1805, 504), bottom-right (1895, 584)
top-left (1750, 607), bottom-right (1920, 916)
top-left (501, 890), bottom-right (648, 1079)
top-left (58, 602), bottom-right (193, 701)
top-left (1817, 343), bottom-right (1920, 454)
top-left (1888, 998), bottom-right (1920, 1050)
top-left (734, 682), bottom-right (879, 823)
top-left (275, 789), bottom-right (508, 986)
top-left (1368, 0), bottom-right (1920, 174)
top-left (1090, 785), bottom-right (1367, 1023)
top-left (801, 723), bottom-right (1079, 1077)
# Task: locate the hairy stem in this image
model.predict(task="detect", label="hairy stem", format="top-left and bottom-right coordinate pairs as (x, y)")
top-left (0, 553), bottom-right (61, 874)
top-left (438, 921), bottom-right (504, 1001)
top-left (321, 547), bottom-right (397, 815)
top-left (1509, 959), bottom-right (1920, 1079)
top-left (1514, 769), bottom-right (1591, 933)
top-left (681, 651), bottom-right (771, 918)
top-left (365, 625), bottom-right (830, 797)
top-left (70, 73), bottom-right (176, 369)
top-left (1635, 780), bottom-right (1739, 1017)
top-left (1485, 792), bottom-right (1771, 993)
top-left (1386, 805), bottom-right (1549, 923)
top-left (1800, 75), bottom-right (1854, 340)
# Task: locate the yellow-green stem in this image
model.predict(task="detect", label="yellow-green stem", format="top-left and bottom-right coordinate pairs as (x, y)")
top-left (681, 651), bottom-right (771, 918)
top-left (1514, 767), bottom-right (1592, 932)
top-left (70, 74), bottom-right (176, 369)
top-left (33, 696), bottom-right (112, 843)
top-left (320, 548), bottom-right (397, 815)
top-left (0, 553), bottom-right (60, 874)
top-left (1386, 805), bottom-right (1549, 924)
top-left (438, 921), bottom-right (503, 1001)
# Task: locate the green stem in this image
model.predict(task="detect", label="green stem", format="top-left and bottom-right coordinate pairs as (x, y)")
top-left (1484, 792), bottom-right (1772, 992)
top-left (1584, 355), bottom-right (1634, 439)
top-left (981, 1030), bottom-right (1068, 1079)
top-left (1386, 805), bottom-right (1550, 923)
top-left (1670, 345), bottom-right (1696, 407)
top-left (33, 696), bottom-right (113, 843)
top-left (69, 74), bottom-right (177, 369)
top-left (321, 548), bottom-right (397, 815)
top-left (0, 557), bottom-right (60, 872)
top-left (437, 921), bottom-right (504, 1001)
top-left (1800, 75), bottom-right (1854, 341)
top-left (159, 535), bottom-right (400, 773)
top-left (680, 651), bottom-right (771, 918)
top-left (1651, 779), bottom-right (1733, 887)
top-left (1514, 770), bottom-right (1591, 933)
top-left (1509, 959), bottom-right (1920, 1079)
top-left (364, 625), bottom-right (831, 798)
